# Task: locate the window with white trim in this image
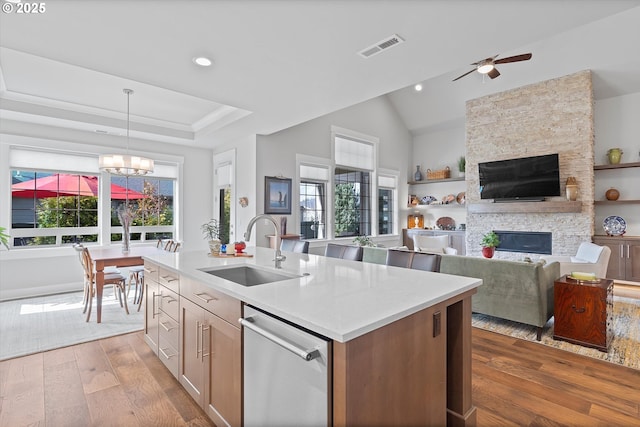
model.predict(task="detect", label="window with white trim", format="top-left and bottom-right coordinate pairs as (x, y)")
top-left (8, 146), bottom-right (176, 248)
top-left (333, 133), bottom-right (375, 238)
top-left (377, 174), bottom-right (397, 235)
top-left (299, 163), bottom-right (329, 240)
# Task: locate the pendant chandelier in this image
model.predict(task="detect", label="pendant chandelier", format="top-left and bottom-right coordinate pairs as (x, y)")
top-left (99, 89), bottom-right (154, 176)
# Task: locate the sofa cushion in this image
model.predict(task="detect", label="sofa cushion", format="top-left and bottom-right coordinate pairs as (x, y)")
top-left (574, 242), bottom-right (604, 263)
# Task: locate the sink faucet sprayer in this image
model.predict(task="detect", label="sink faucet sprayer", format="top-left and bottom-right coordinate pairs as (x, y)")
top-left (244, 214), bottom-right (286, 269)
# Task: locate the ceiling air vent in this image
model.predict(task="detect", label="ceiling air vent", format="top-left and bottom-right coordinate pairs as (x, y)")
top-left (358, 34), bottom-right (405, 58)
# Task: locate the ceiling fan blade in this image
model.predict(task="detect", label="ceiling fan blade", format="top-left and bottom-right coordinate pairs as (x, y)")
top-left (494, 53), bottom-right (532, 64)
top-left (452, 68), bottom-right (476, 82)
top-left (488, 68), bottom-right (500, 79)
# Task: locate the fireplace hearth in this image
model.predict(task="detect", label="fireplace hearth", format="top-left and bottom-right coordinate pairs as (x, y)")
top-left (494, 231), bottom-right (552, 255)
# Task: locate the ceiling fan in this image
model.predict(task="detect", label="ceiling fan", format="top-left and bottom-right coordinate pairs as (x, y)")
top-left (452, 53), bottom-right (532, 81)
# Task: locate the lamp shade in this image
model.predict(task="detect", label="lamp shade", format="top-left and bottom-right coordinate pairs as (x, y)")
top-left (99, 154), bottom-right (154, 176)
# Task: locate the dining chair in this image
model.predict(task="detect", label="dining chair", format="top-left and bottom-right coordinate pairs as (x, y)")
top-left (386, 249), bottom-right (414, 268)
top-left (341, 245), bottom-right (363, 261)
top-left (74, 243), bottom-right (121, 301)
top-left (79, 247), bottom-right (128, 322)
top-left (410, 252), bottom-right (442, 272)
top-left (281, 239), bottom-right (309, 254)
top-left (324, 243), bottom-right (346, 258)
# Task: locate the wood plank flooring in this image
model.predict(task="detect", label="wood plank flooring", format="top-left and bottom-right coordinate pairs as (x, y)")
top-left (1, 286), bottom-right (638, 426)
top-left (0, 332), bottom-right (213, 427)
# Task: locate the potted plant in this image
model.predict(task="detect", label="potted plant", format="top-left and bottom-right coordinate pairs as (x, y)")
top-left (481, 231), bottom-right (500, 258)
top-left (0, 226), bottom-right (10, 250)
top-left (457, 156), bottom-right (466, 178)
top-left (353, 235), bottom-right (376, 247)
top-left (201, 219), bottom-right (221, 254)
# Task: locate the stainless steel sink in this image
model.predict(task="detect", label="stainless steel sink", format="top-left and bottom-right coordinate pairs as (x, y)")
top-left (199, 265), bottom-right (301, 287)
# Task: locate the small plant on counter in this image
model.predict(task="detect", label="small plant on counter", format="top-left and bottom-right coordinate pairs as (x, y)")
top-left (201, 219), bottom-right (221, 254)
top-left (353, 235), bottom-right (376, 247)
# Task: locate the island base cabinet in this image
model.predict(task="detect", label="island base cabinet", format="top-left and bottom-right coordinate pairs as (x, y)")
top-left (333, 301), bottom-right (447, 427)
top-left (179, 295), bottom-right (241, 427)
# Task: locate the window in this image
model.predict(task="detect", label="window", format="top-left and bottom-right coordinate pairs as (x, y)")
top-left (333, 132), bottom-right (376, 238)
top-left (109, 176), bottom-right (175, 243)
top-left (334, 168), bottom-right (371, 237)
top-left (11, 170), bottom-right (100, 246)
top-left (8, 146), bottom-right (178, 249)
top-left (298, 162), bottom-right (329, 240)
top-left (377, 174), bottom-right (396, 235)
top-left (300, 181), bottom-right (326, 239)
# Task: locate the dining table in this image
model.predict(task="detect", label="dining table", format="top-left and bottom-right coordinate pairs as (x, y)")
top-left (88, 246), bottom-right (167, 323)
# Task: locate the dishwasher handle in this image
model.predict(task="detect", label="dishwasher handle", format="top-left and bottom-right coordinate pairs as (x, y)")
top-left (239, 316), bottom-right (321, 361)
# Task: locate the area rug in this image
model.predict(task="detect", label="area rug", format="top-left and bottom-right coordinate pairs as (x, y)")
top-left (472, 296), bottom-right (640, 370)
top-left (0, 290), bottom-right (144, 361)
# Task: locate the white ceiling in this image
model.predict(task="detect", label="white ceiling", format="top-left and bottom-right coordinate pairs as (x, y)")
top-left (1, 0), bottom-right (640, 147)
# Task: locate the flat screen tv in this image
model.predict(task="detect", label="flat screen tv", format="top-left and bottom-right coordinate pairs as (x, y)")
top-left (478, 154), bottom-right (561, 201)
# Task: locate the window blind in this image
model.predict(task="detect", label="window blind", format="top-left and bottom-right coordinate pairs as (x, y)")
top-left (300, 164), bottom-right (329, 181)
top-left (334, 136), bottom-right (374, 171)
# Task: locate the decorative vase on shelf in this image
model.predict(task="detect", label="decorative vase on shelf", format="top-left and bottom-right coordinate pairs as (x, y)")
top-left (607, 148), bottom-right (623, 164)
top-left (414, 165), bottom-right (423, 181)
top-left (605, 188), bottom-right (620, 201)
top-left (565, 176), bottom-right (578, 201)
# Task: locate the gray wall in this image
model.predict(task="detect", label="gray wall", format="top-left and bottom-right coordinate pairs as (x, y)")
top-left (255, 95), bottom-right (412, 249)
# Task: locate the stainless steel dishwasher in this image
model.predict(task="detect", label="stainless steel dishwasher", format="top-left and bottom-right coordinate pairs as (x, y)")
top-left (240, 305), bottom-right (331, 427)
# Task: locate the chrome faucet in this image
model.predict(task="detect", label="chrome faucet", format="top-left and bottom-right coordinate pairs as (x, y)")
top-left (244, 214), bottom-right (286, 269)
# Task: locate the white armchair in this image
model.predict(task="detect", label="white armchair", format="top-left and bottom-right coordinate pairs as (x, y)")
top-left (412, 234), bottom-right (458, 255)
top-left (540, 242), bottom-right (611, 279)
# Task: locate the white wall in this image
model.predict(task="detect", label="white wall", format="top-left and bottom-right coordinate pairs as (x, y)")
top-left (0, 120), bottom-right (213, 300)
top-left (254, 95), bottom-right (412, 250)
top-left (594, 92), bottom-right (640, 236)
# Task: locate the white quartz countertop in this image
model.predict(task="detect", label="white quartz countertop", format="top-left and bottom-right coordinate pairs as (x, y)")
top-left (144, 247), bottom-right (482, 342)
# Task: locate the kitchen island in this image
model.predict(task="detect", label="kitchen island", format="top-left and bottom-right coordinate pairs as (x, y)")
top-left (143, 247), bottom-right (482, 427)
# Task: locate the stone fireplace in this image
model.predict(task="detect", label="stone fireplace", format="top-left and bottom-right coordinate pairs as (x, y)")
top-left (465, 71), bottom-right (595, 260)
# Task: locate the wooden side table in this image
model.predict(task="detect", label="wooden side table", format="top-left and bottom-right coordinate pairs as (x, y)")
top-left (553, 275), bottom-right (613, 352)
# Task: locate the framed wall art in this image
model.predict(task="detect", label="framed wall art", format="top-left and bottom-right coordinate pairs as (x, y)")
top-left (264, 176), bottom-right (292, 214)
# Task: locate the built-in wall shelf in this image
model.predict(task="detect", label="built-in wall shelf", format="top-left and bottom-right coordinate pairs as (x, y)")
top-left (594, 200), bottom-right (640, 205)
top-left (467, 201), bottom-right (582, 214)
top-left (407, 203), bottom-right (465, 208)
top-left (408, 177), bottom-right (465, 185)
top-left (594, 162), bottom-right (640, 170)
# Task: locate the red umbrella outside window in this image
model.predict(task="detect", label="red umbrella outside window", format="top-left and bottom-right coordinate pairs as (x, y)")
top-left (11, 174), bottom-right (146, 200)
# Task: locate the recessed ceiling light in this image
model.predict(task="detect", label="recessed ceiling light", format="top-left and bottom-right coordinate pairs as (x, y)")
top-left (193, 56), bottom-right (212, 67)
top-left (414, 83), bottom-right (423, 92)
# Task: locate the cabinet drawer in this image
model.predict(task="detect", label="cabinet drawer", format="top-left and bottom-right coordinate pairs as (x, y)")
top-left (158, 336), bottom-right (179, 378)
top-left (158, 311), bottom-right (179, 349)
top-left (159, 286), bottom-right (180, 321)
top-left (181, 275), bottom-right (241, 325)
top-left (158, 267), bottom-right (180, 293)
top-left (144, 261), bottom-right (160, 283)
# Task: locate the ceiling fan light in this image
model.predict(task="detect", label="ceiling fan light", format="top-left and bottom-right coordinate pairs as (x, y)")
top-left (477, 63), bottom-right (494, 74)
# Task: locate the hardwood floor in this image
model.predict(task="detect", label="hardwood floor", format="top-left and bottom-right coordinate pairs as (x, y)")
top-left (1, 292), bottom-right (639, 426)
top-left (0, 332), bottom-right (213, 427)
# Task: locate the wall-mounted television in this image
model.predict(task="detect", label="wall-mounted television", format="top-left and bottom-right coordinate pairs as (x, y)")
top-left (478, 153), bottom-right (561, 201)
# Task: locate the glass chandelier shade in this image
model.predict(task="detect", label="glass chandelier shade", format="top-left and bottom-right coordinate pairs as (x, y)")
top-left (99, 89), bottom-right (154, 176)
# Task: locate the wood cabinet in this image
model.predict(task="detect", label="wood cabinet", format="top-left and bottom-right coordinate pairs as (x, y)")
top-left (403, 228), bottom-right (466, 255)
top-left (179, 276), bottom-right (242, 427)
top-left (592, 236), bottom-right (640, 282)
top-left (553, 275), bottom-right (613, 352)
top-left (143, 261), bottom-right (180, 377)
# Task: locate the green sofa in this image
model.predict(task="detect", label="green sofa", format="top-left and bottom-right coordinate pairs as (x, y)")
top-left (439, 254), bottom-right (560, 340)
